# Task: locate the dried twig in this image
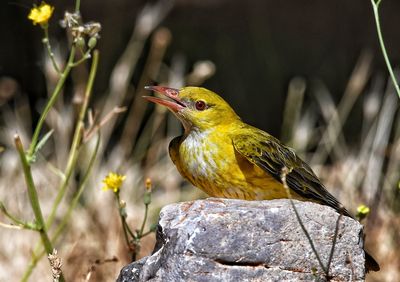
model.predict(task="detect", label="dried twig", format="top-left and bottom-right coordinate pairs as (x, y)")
top-left (281, 167), bottom-right (342, 279)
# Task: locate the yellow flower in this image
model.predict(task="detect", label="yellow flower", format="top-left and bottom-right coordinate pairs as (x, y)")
top-left (357, 204), bottom-right (370, 215)
top-left (356, 204), bottom-right (370, 221)
top-left (145, 178), bottom-right (152, 192)
top-left (102, 172), bottom-right (126, 193)
top-left (28, 2), bottom-right (54, 26)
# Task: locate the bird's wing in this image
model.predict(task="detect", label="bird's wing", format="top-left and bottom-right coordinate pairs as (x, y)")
top-left (232, 128), bottom-right (351, 217)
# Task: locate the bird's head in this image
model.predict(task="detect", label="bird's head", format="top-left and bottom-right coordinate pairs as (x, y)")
top-left (144, 86), bottom-right (240, 133)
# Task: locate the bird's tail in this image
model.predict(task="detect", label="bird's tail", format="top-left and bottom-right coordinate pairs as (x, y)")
top-left (365, 251), bottom-right (380, 272)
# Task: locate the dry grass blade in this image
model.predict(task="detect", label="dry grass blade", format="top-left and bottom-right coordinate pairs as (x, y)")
top-left (311, 81), bottom-right (348, 162)
top-left (99, 1), bottom-right (174, 152)
top-left (363, 77), bottom-right (399, 205)
top-left (119, 28), bottom-right (172, 156)
top-left (311, 51), bottom-right (372, 165)
top-left (383, 120), bottom-right (400, 210)
top-left (83, 106), bottom-right (127, 143)
top-left (281, 76), bottom-right (306, 145)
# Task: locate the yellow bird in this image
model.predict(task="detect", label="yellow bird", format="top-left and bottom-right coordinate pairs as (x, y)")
top-left (144, 85), bottom-right (379, 271)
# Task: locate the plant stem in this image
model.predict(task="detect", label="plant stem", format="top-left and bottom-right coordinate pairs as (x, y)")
top-left (21, 133), bottom-right (100, 281)
top-left (70, 51), bottom-right (91, 67)
top-left (121, 216), bottom-right (131, 249)
top-left (15, 136), bottom-right (51, 249)
top-left (46, 50), bottom-right (99, 232)
top-left (46, 50), bottom-right (99, 228)
top-left (281, 167), bottom-right (328, 276)
top-left (0, 202), bottom-right (35, 230)
top-left (28, 47), bottom-right (76, 157)
top-left (139, 203), bottom-right (149, 237)
top-left (21, 50), bottom-right (99, 282)
top-left (326, 213), bottom-right (342, 274)
top-left (52, 132), bottom-right (100, 242)
top-left (140, 229), bottom-right (154, 238)
top-left (0, 222), bottom-right (24, 230)
top-left (75, 0), bottom-right (81, 12)
top-left (15, 135), bottom-right (65, 282)
top-left (116, 193), bottom-right (132, 249)
top-left (21, 254), bottom-right (40, 282)
top-left (43, 26), bottom-right (61, 74)
top-left (371, 0), bottom-right (400, 98)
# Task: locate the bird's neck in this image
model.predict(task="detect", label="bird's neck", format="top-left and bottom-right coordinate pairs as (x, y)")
top-left (183, 119), bottom-right (242, 138)
top-left (183, 127), bottom-right (211, 141)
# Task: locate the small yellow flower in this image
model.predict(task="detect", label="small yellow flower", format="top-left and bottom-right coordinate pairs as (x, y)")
top-left (357, 204), bottom-right (370, 215)
top-left (145, 178), bottom-right (152, 192)
top-left (356, 204), bottom-right (370, 220)
top-left (102, 172), bottom-right (126, 193)
top-left (28, 2), bottom-right (54, 26)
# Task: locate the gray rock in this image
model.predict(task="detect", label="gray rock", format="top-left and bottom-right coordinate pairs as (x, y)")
top-left (117, 199), bottom-right (366, 282)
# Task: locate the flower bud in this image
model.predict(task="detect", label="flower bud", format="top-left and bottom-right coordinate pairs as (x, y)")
top-left (145, 178), bottom-right (152, 192)
top-left (88, 37), bottom-right (97, 49)
top-left (75, 37), bottom-right (85, 48)
top-left (143, 191), bottom-right (151, 205)
top-left (120, 200), bottom-right (126, 208)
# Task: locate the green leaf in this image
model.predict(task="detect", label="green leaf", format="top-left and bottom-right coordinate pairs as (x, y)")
top-left (26, 221), bottom-right (41, 231)
top-left (29, 129), bottom-right (54, 163)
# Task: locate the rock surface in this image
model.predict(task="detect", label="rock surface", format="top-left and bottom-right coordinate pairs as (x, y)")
top-left (117, 199), bottom-right (366, 282)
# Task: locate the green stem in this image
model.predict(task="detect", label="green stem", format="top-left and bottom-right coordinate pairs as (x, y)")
top-left (371, 0), bottom-right (400, 99)
top-left (15, 135), bottom-right (65, 282)
top-left (140, 229), bottom-right (154, 238)
top-left (121, 217), bottom-right (131, 248)
top-left (21, 133), bottom-right (100, 282)
top-left (52, 132), bottom-right (100, 242)
top-left (46, 50), bottom-right (99, 228)
top-left (139, 203), bottom-right (149, 237)
top-left (70, 50), bottom-right (92, 67)
top-left (0, 202), bottom-right (36, 230)
top-left (20, 254), bottom-right (40, 282)
top-left (124, 218), bottom-right (136, 239)
top-left (116, 193), bottom-right (132, 248)
top-left (21, 50), bottom-right (99, 282)
top-left (43, 26), bottom-right (61, 74)
top-left (46, 121), bottom-right (81, 226)
top-left (28, 47), bottom-right (76, 158)
top-left (75, 0), bottom-right (81, 12)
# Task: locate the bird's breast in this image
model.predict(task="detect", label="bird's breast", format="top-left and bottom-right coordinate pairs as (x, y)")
top-left (175, 128), bottom-right (285, 200)
top-left (179, 130), bottom-right (224, 182)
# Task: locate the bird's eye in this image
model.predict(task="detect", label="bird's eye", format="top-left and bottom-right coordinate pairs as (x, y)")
top-left (195, 100), bottom-right (206, 111)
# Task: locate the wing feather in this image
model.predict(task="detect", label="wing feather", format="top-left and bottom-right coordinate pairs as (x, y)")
top-left (232, 127), bottom-right (351, 217)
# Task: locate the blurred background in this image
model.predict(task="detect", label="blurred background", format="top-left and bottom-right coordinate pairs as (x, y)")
top-left (0, 0), bottom-right (399, 281)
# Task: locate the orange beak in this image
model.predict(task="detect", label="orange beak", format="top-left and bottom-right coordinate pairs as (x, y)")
top-left (143, 86), bottom-right (186, 112)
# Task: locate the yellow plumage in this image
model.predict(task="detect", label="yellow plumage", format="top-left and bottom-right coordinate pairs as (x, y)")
top-left (169, 123), bottom-right (296, 201)
top-left (144, 85), bottom-right (379, 272)
top-left (145, 86), bottom-right (341, 211)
